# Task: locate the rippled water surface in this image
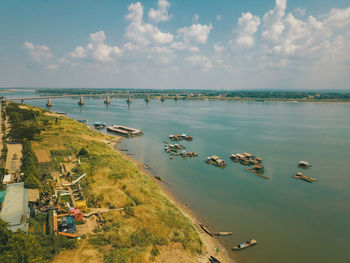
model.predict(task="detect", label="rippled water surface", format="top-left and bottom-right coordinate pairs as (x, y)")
top-left (14, 91), bottom-right (350, 263)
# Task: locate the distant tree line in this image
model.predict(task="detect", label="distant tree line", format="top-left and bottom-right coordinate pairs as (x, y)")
top-left (36, 88), bottom-right (350, 100)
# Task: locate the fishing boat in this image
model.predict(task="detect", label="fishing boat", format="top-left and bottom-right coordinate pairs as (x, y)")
top-left (199, 224), bottom-right (213, 236)
top-left (209, 256), bottom-right (221, 263)
top-left (93, 121), bottom-right (106, 129)
top-left (298, 160), bottom-right (312, 168)
top-left (214, 232), bottom-right (232, 236)
top-left (107, 125), bottom-right (143, 137)
top-left (293, 172), bottom-right (317, 183)
top-left (77, 119), bottom-right (88, 123)
top-left (232, 238), bottom-right (258, 250)
top-left (206, 155), bottom-right (226, 167)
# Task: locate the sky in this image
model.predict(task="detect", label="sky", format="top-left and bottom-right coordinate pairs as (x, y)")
top-left (0, 0), bottom-right (349, 90)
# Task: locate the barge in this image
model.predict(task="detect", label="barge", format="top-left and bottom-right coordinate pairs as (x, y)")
top-left (107, 125), bottom-right (143, 137)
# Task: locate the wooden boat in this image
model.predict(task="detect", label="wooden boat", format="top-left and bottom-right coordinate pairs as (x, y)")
top-left (206, 155), bottom-right (226, 167)
top-left (93, 121), bottom-right (106, 129)
top-left (232, 238), bottom-right (257, 250)
top-left (293, 172), bottom-right (317, 183)
top-left (298, 160), bottom-right (312, 168)
top-left (239, 158), bottom-right (251, 166)
top-left (77, 119), bottom-right (89, 123)
top-left (199, 224), bottom-right (213, 236)
top-left (214, 232), bottom-right (232, 236)
top-left (209, 256), bottom-right (221, 263)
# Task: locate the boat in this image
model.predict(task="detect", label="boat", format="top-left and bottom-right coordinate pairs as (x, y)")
top-left (298, 160), bottom-right (312, 168)
top-left (107, 125), bottom-right (143, 137)
top-left (206, 155), bottom-right (226, 167)
top-left (209, 256), bottom-right (221, 263)
top-left (199, 224), bottom-right (213, 236)
top-left (55, 112), bottom-right (67, 115)
top-left (213, 232), bottom-right (232, 236)
top-left (232, 238), bottom-right (258, 250)
top-left (293, 172), bottom-right (317, 183)
top-left (93, 121), bottom-right (106, 129)
top-left (169, 134), bottom-right (193, 141)
top-left (77, 119), bottom-right (88, 123)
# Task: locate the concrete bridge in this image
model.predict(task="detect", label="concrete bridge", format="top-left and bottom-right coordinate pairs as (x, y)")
top-left (1, 92), bottom-right (185, 105)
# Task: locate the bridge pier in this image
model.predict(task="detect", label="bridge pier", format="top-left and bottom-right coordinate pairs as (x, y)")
top-left (46, 98), bottom-right (52, 107)
top-left (78, 97), bottom-right (85, 105)
top-left (104, 96), bottom-right (111, 104)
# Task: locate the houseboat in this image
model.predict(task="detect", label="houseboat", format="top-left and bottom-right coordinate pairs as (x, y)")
top-left (107, 125), bottom-right (143, 137)
top-left (206, 155), bottom-right (226, 167)
top-left (169, 134), bottom-right (193, 141)
top-left (298, 160), bottom-right (312, 168)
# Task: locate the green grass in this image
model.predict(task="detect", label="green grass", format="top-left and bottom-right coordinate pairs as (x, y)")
top-left (26, 107), bottom-right (203, 262)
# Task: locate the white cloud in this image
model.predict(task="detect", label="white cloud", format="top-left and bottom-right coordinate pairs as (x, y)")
top-left (186, 54), bottom-right (212, 71)
top-left (177, 23), bottom-right (213, 44)
top-left (46, 64), bottom-right (59, 70)
top-left (192, 14), bottom-right (199, 23)
top-left (214, 42), bottom-right (225, 52)
top-left (262, 0), bottom-right (287, 41)
top-left (323, 7), bottom-right (350, 29)
top-left (235, 12), bottom-right (261, 47)
top-left (216, 14), bottom-right (222, 21)
top-left (70, 31), bottom-right (122, 63)
top-left (148, 0), bottom-right (171, 23)
top-left (125, 2), bottom-right (174, 45)
top-left (24, 42), bottom-right (53, 62)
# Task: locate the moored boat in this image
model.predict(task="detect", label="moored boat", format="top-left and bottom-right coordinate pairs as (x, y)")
top-left (77, 119), bottom-right (89, 123)
top-left (206, 155), bottom-right (226, 167)
top-left (214, 232), bottom-right (232, 236)
top-left (107, 125), bottom-right (143, 137)
top-left (232, 238), bottom-right (258, 250)
top-left (298, 160), bottom-right (312, 168)
top-left (199, 224), bottom-right (213, 236)
top-left (293, 172), bottom-right (317, 183)
top-left (93, 121), bottom-right (106, 129)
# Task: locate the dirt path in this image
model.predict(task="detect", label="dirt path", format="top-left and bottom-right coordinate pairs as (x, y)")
top-left (6, 144), bottom-right (22, 173)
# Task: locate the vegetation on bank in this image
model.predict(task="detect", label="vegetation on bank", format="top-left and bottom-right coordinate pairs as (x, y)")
top-left (36, 88), bottom-right (350, 101)
top-left (2, 102), bottom-right (202, 262)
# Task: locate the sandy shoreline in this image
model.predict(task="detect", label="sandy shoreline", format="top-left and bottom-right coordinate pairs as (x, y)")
top-left (106, 138), bottom-right (235, 263)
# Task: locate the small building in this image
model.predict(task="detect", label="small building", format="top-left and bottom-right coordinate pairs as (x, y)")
top-left (2, 174), bottom-right (13, 184)
top-left (0, 182), bottom-right (29, 233)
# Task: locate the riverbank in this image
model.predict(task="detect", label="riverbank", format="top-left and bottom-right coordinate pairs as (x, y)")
top-left (7, 103), bottom-right (232, 262)
top-left (107, 139), bottom-right (234, 263)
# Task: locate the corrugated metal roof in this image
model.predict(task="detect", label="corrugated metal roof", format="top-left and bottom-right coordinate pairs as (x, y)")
top-left (0, 182), bottom-right (28, 227)
top-left (0, 190), bottom-right (5, 203)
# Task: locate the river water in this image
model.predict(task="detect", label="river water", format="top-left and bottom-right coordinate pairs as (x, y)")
top-left (5, 89), bottom-right (350, 263)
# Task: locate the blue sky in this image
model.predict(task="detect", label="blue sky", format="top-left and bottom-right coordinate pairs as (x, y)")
top-left (0, 0), bottom-right (350, 89)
